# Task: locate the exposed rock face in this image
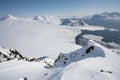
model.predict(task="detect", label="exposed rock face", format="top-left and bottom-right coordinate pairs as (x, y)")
top-left (0, 47), bottom-right (29, 62)
top-left (86, 46), bottom-right (94, 54)
top-left (75, 36), bottom-right (89, 46)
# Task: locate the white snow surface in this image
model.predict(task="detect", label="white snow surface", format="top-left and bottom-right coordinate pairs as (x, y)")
top-left (0, 40), bottom-right (120, 80)
top-left (0, 15), bottom-right (120, 80)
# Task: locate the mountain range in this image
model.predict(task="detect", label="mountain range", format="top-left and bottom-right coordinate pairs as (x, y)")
top-left (1, 12), bottom-right (120, 29)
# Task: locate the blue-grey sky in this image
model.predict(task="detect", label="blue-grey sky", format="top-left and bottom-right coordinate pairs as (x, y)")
top-left (0, 0), bottom-right (120, 17)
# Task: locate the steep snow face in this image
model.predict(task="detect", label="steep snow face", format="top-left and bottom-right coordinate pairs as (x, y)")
top-left (33, 15), bottom-right (60, 24)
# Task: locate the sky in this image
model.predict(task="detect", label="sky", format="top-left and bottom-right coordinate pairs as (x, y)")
top-left (0, 0), bottom-right (120, 17)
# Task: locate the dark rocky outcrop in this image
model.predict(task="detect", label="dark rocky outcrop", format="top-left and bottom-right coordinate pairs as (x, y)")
top-left (86, 46), bottom-right (94, 54)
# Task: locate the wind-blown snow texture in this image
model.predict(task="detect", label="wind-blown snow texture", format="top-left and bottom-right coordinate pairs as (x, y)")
top-left (0, 13), bottom-right (120, 80)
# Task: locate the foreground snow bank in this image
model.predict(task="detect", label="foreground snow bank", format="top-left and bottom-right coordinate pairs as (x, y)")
top-left (0, 40), bottom-right (120, 80)
top-left (41, 40), bottom-right (120, 80)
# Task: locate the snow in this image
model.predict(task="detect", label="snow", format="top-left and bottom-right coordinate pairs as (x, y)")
top-left (0, 14), bottom-right (120, 80)
top-left (0, 33), bottom-right (120, 80)
top-left (33, 15), bottom-right (60, 24)
top-left (40, 40), bottom-right (120, 80)
top-left (0, 60), bottom-right (46, 80)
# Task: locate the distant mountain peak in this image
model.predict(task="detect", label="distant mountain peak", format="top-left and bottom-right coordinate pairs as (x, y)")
top-left (33, 15), bottom-right (60, 24)
top-left (0, 14), bottom-right (18, 21)
top-left (90, 12), bottom-right (120, 20)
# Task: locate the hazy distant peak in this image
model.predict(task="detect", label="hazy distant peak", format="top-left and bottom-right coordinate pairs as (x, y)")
top-left (0, 14), bottom-right (18, 21)
top-left (90, 12), bottom-right (120, 20)
top-left (33, 15), bottom-right (59, 20)
top-left (101, 12), bottom-right (120, 17)
top-left (33, 15), bottom-right (60, 24)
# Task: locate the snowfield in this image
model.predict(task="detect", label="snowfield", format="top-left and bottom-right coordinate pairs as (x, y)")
top-left (0, 40), bottom-right (120, 80)
top-left (0, 14), bottom-right (120, 80)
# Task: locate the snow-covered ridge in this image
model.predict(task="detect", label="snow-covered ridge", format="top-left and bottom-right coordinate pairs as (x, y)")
top-left (0, 47), bottom-right (29, 62)
top-left (0, 46), bottom-right (55, 67)
top-left (40, 40), bottom-right (120, 80)
top-left (53, 40), bottom-right (106, 67)
top-left (0, 14), bottom-right (60, 24)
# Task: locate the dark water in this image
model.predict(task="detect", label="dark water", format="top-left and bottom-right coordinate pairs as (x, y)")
top-left (76, 30), bottom-right (120, 45)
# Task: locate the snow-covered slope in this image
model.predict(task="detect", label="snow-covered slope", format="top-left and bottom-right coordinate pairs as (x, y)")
top-left (41, 40), bottom-right (120, 80)
top-left (0, 40), bottom-right (120, 80)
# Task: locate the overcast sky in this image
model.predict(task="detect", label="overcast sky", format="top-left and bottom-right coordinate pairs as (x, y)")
top-left (0, 0), bottom-right (120, 17)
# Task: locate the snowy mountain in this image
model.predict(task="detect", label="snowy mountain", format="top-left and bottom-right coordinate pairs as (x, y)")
top-left (60, 12), bottom-right (120, 29)
top-left (90, 12), bottom-right (120, 20)
top-left (0, 14), bottom-right (60, 26)
top-left (82, 12), bottom-right (120, 29)
top-left (61, 18), bottom-right (89, 27)
top-left (33, 15), bottom-right (60, 24)
top-left (0, 14), bottom-right (18, 21)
